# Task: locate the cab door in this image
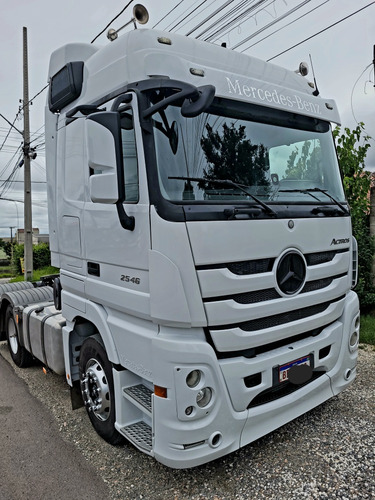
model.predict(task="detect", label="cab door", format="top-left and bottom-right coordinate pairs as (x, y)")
top-left (82, 95), bottom-right (151, 318)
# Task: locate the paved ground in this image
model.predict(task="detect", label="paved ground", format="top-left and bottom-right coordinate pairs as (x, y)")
top-left (0, 341), bottom-right (374, 499)
top-left (0, 353), bottom-right (110, 500)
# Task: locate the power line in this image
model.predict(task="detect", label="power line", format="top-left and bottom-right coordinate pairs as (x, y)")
top-left (232, 0), bottom-right (316, 50)
top-left (91, 0), bottom-right (135, 43)
top-left (168, 0), bottom-right (209, 32)
top-left (186, 0), bottom-right (240, 37)
top-left (267, 1), bottom-right (375, 61)
top-left (238, 0), bottom-right (330, 53)
top-left (152, 0), bottom-right (187, 29)
top-left (201, 0), bottom-right (273, 42)
top-left (0, 84), bottom-right (48, 155)
top-left (350, 62), bottom-right (375, 142)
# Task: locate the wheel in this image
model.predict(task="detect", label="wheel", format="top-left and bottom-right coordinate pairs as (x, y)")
top-left (79, 337), bottom-right (124, 445)
top-left (5, 305), bottom-right (33, 368)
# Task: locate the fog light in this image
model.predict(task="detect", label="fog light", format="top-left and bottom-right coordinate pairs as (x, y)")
top-left (185, 406), bottom-right (194, 416)
top-left (196, 387), bottom-right (212, 408)
top-left (349, 330), bottom-right (359, 349)
top-left (186, 370), bottom-right (201, 388)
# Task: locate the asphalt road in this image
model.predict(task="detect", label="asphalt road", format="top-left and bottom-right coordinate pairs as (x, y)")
top-left (0, 353), bottom-right (110, 500)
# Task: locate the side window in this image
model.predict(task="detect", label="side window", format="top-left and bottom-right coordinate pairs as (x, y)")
top-left (121, 109), bottom-right (139, 202)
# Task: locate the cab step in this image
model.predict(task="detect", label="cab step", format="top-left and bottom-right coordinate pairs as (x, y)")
top-left (123, 384), bottom-right (152, 414)
top-left (121, 421), bottom-right (152, 452)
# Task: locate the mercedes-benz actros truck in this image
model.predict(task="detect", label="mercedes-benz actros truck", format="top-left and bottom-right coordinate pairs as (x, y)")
top-left (0, 8), bottom-right (360, 468)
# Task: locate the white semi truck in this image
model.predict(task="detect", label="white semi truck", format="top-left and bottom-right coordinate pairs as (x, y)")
top-left (0, 9), bottom-right (360, 468)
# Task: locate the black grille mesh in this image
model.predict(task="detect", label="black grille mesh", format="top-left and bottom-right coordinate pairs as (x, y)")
top-left (227, 258), bottom-right (274, 275)
top-left (232, 288), bottom-right (281, 304)
top-left (301, 277), bottom-right (333, 294)
top-left (238, 301), bottom-right (330, 331)
top-left (305, 251), bottom-right (337, 266)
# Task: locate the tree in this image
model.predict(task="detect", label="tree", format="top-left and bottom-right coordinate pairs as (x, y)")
top-left (0, 239), bottom-right (14, 260)
top-left (200, 122), bottom-right (269, 190)
top-left (333, 123), bottom-right (375, 310)
top-left (284, 140), bottom-right (322, 183)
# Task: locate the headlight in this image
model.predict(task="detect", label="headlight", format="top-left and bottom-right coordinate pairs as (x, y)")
top-left (196, 387), bottom-right (212, 408)
top-left (186, 370), bottom-right (201, 388)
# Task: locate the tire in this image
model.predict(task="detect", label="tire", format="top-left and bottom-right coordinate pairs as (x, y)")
top-left (79, 337), bottom-right (124, 445)
top-left (5, 305), bottom-right (33, 368)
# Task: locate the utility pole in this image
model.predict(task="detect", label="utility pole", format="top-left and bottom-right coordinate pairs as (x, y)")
top-left (9, 226), bottom-right (15, 275)
top-left (23, 26), bottom-right (33, 281)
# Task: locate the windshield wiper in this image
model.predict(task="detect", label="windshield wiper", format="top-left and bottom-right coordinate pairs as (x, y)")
top-left (279, 188), bottom-right (349, 215)
top-left (168, 176), bottom-right (277, 216)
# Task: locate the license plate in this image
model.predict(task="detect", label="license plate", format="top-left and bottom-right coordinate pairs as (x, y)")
top-left (279, 355), bottom-right (311, 383)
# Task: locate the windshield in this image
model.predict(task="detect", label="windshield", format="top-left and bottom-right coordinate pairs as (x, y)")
top-left (152, 98), bottom-right (345, 206)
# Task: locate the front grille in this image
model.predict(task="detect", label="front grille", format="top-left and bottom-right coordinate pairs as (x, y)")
top-left (204, 274), bottom-right (345, 305)
top-left (197, 249), bottom-right (348, 276)
top-left (212, 325), bottom-right (324, 360)
top-left (211, 296), bottom-right (344, 332)
top-left (248, 371), bottom-right (326, 408)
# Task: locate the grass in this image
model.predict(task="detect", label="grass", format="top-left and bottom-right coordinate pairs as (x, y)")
top-left (0, 263), bottom-right (15, 279)
top-left (359, 314), bottom-right (375, 346)
top-left (9, 266), bottom-right (59, 283)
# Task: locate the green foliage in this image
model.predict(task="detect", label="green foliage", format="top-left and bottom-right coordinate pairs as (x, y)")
top-left (359, 314), bottom-right (375, 345)
top-left (33, 243), bottom-right (51, 270)
top-left (11, 242), bottom-right (52, 275)
top-left (10, 266), bottom-right (59, 283)
top-left (0, 239), bottom-right (13, 260)
top-left (284, 140), bottom-right (322, 182)
top-left (201, 123), bottom-right (269, 188)
top-left (13, 244), bottom-right (25, 274)
top-left (333, 123), bottom-right (371, 218)
top-left (334, 123), bottom-right (375, 310)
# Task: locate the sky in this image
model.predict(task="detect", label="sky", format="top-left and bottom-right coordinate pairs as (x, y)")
top-left (0, 0), bottom-right (374, 238)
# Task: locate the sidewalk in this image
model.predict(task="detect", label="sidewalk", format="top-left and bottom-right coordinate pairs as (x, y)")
top-left (0, 353), bottom-right (111, 500)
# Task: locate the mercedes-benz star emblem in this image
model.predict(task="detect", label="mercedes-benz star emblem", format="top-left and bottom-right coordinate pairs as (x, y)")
top-left (276, 251), bottom-right (306, 295)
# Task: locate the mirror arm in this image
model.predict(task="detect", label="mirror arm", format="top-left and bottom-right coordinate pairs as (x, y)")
top-left (116, 201), bottom-right (135, 231)
top-left (142, 87), bottom-right (199, 119)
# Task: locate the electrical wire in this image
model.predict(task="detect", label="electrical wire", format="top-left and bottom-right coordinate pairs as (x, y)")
top-left (152, 0), bottom-right (187, 29)
top-left (238, 0), bottom-right (330, 53)
top-left (232, 0), bottom-right (315, 50)
top-left (91, 0), bottom-right (135, 43)
top-left (168, 0), bottom-right (210, 32)
top-left (198, 0), bottom-right (269, 41)
top-left (267, 1), bottom-right (375, 62)
top-left (185, 0), bottom-right (238, 36)
top-left (350, 63), bottom-right (375, 142)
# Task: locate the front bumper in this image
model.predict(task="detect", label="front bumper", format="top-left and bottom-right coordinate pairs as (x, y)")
top-left (151, 291), bottom-right (359, 468)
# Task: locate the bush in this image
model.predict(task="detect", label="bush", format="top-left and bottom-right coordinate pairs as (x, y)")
top-left (11, 243), bottom-right (52, 274)
top-left (333, 123), bottom-right (374, 311)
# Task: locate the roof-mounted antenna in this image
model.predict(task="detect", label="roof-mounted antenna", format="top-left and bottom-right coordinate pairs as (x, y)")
top-left (107, 4), bottom-right (149, 41)
top-left (309, 54), bottom-right (320, 97)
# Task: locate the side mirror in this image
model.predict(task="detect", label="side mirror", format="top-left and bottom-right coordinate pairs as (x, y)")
top-left (86, 115), bottom-right (119, 203)
top-left (89, 172), bottom-right (118, 204)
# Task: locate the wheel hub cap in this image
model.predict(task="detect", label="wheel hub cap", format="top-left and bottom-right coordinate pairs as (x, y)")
top-left (81, 358), bottom-right (111, 421)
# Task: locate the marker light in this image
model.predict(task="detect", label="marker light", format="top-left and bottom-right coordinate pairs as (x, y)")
top-left (154, 385), bottom-right (167, 398)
